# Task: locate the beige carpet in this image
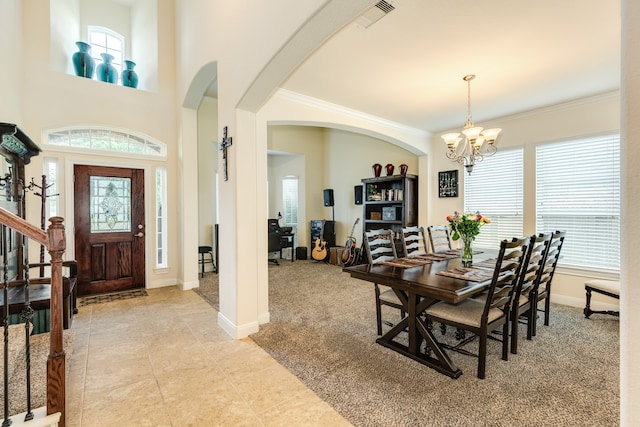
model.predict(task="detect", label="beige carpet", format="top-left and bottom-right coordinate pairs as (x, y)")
top-left (195, 260), bottom-right (619, 426)
top-left (1, 326), bottom-right (74, 419)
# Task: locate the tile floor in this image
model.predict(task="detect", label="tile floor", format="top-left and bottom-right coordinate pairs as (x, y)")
top-left (66, 286), bottom-right (352, 427)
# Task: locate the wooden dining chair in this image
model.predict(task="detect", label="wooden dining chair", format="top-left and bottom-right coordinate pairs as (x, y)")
top-left (427, 225), bottom-right (452, 253)
top-left (528, 230), bottom-right (566, 337)
top-left (400, 226), bottom-right (428, 257)
top-left (363, 229), bottom-right (403, 335)
top-left (424, 236), bottom-right (530, 379)
top-left (510, 232), bottom-right (552, 354)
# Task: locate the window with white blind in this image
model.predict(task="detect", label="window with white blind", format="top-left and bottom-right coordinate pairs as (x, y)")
top-left (282, 176), bottom-right (299, 247)
top-left (536, 135), bottom-right (620, 271)
top-left (463, 148), bottom-right (524, 248)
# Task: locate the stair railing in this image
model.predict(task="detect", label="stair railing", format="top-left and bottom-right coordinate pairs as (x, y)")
top-left (0, 207), bottom-right (66, 427)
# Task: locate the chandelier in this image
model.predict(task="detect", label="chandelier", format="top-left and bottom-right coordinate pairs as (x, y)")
top-left (441, 75), bottom-right (501, 174)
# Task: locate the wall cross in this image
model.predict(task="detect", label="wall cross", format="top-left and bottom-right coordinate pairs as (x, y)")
top-left (218, 126), bottom-right (233, 181)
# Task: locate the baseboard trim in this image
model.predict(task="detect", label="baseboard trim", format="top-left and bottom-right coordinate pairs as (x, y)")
top-left (217, 312), bottom-right (260, 339)
top-left (179, 279), bottom-right (200, 291)
top-left (552, 294), bottom-right (620, 311)
top-left (258, 311), bottom-right (270, 324)
top-left (147, 278), bottom-right (178, 289)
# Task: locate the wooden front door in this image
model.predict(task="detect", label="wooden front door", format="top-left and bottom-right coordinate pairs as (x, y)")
top-left (74, 165), bottom-right (145, 296)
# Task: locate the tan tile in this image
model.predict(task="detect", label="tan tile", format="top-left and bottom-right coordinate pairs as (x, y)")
top-left (84, 355), bottom-right (155, 395)
top-left (231, 363), bottom-right (311, 413)
top-left (81, 378), bottom-right (171, 427)
top-left (157, 367), bottom-right (260, 426)
top-left (214, 344), bottom-right (282, 378)
top-left (147, 341), bottom-right (219, 374)
top-left (87, 327), bottom-right (144, 351)
top-left (201, 335), bottom-right (257, 360)
top-left (86, 340), bottom-right (147, 368)
top-left (259, 389), bottom-right (353, 427)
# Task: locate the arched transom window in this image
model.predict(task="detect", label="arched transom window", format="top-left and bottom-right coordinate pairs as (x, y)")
top-left (45, 127), bottom-right (166, 158)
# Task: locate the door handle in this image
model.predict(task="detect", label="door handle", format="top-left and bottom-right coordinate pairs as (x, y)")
top-left (135, 232), bottom-right (144, 237)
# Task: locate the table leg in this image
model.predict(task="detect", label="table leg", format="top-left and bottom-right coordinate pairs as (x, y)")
top-left (376, 290), bottom-right (462, 378)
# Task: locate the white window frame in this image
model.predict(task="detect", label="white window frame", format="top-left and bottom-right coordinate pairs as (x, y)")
top-left (42, 157), bottom-right (59, 219)
top-left (44, 126), bottom-right (166, 159)
top-left (88, 26), bottom-right (124, 82)
top-left (156, 167), bottom-right (168, 269)
top-left (463, 147), bottom-right (524, 249)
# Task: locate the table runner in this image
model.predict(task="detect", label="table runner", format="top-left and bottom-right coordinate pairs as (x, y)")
top-left (436, 266), bottom-right (494, 282)
top-left (379, 257), bottom-right (433, 268)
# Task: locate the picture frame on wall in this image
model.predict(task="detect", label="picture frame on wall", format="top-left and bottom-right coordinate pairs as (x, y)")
top-left (438, 170), bottom-right (458, 198)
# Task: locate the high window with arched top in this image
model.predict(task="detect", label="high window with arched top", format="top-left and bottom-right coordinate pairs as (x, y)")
top-left (89, 26), bottom-right (125, 82)
top-left (45, 127), bottom-right (166, 158)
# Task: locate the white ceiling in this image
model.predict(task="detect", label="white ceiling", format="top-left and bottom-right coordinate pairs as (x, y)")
top-left (280, 0), bottom-right (620, 134)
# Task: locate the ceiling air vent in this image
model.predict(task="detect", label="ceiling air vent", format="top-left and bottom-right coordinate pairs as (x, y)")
top-left (354, 0), bottom-right (396, 29)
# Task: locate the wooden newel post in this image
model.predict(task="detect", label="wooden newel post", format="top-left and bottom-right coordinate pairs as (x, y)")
top-left (46, 216), bottom-right (66, 426)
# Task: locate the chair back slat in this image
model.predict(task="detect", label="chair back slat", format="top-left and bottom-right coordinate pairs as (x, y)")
top-left (363, 229), bottom-right (397, 264)
top-left (482, 237), bottom-right (530, 320)
top-left (535, 230), bottom-right (565, 291)
top-left (427, 225), bottom-right (452, 253)
top-left (516, 233), bottom-right (552, 302)
top-left (401, 226), bottom-right (428, 257)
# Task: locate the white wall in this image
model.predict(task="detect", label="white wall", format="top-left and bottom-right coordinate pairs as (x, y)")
top-left (197, 97), bottom-right (218, 249)
top-left (0, 0), bottom-right (23, 123)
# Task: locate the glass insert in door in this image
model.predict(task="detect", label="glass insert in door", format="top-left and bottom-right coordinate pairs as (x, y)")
top-left (90, 176), bottom-right (132, 232)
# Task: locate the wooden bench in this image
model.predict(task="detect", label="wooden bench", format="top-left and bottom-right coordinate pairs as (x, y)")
top-left (1, 261), bottom-right (78, 331)
top-left (584, 279), bottom-right (620, 318)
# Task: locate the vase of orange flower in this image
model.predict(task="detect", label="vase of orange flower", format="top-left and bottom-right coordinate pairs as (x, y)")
top-left (446, 211), bottom-right (490, 266)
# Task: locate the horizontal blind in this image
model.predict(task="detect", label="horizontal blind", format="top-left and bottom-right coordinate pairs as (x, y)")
top-left (282, 177), bottom-right (299, 246)
top-left (464, 148), bottom-right (524, 248)
top-left (536, 135), bottom-right (620, 270)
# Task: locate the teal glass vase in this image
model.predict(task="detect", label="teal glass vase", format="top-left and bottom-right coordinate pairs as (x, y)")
top-left (121, 60), bottom-right (139, 88)
top-left (97, 53), bottom-right (118, 84)
top-left (72, 41), bottom-right (95, 78)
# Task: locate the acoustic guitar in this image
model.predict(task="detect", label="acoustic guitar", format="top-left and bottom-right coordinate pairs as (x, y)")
top-left (341, 218), bottom-right (360, 267)
top-left (311, 220), bottom-right (328, 261)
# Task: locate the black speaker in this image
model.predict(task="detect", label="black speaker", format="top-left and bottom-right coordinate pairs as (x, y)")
top-left (323, 189), bottom-right (334, 207)
top-left (296, 246), bottom-right (307, 260)
top-left (354, 185), bottom-right (363, 205)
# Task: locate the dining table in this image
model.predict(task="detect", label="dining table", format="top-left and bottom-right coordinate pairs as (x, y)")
top-left (344, 251), bottom-right (495, 378)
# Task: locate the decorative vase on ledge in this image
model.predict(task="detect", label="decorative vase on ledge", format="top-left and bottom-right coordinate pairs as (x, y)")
top-left (72, 41), bottom-right (95, 79)
top-left (385, 163), bottom-right (394, 176)
top-left (372, 163), bottom-right (382, 177)
top-left (121, 60), bottom-right (139, 88)
top-left (97, 53), bottom-right (118, 84)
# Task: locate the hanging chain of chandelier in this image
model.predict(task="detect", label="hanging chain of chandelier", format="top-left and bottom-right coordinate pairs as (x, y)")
top-left (441, 75), bottom-right (501, 174)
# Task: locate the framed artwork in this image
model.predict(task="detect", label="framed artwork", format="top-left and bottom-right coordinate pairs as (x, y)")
top-left (438, 170), bottom-right (458, 198)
